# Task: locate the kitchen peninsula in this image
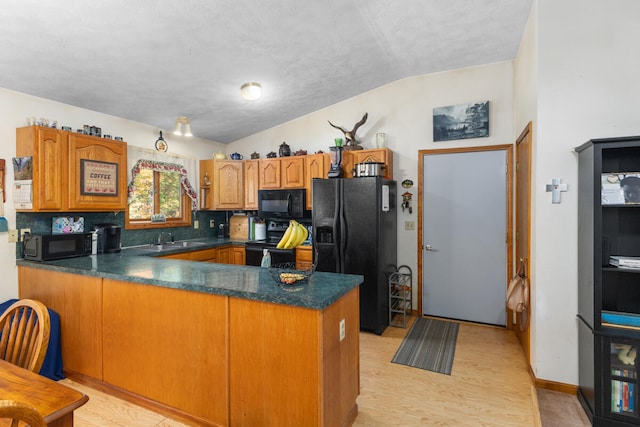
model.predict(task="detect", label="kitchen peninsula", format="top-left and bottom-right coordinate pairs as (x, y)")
top-left (17, 249), bottom-right (362, 427)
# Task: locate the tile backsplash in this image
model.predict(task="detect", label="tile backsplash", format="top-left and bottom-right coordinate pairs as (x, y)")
top-left (16, 210), bottom-right (229, 258)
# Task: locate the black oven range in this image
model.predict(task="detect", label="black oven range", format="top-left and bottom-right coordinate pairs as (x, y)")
top-left (245, 218), bottom-right (309, 266)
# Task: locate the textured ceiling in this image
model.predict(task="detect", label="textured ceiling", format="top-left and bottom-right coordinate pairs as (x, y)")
top-left (0, 1), bottom-right (532, 143)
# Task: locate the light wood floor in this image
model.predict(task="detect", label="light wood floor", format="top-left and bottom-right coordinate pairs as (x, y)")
top-left (62, 316), bottom-right (540, 426)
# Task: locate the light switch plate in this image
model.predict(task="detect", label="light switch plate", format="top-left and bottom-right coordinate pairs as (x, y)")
top-left (405, 221), bottom-right (415, 231)
top-left (8, 229), bottom-right (18, 243)
top-left (193, 220), bottom-right (199, 229)
top-left (210, 219), bottom-right (215, 228)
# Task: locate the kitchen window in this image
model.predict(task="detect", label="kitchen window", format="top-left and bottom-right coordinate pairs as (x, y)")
top-left (125, 150), bottom-right (198, 230)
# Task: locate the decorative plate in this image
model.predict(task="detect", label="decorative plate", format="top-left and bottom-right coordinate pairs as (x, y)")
top-left (155, 139), bottom-right (168, 152)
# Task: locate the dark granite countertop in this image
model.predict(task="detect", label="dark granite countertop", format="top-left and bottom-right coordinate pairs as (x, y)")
top-left (16, 238), bottom-right (362, 310)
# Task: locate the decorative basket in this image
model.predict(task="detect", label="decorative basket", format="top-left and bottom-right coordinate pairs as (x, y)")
top-left (268, 262), bottom-right (315, 288)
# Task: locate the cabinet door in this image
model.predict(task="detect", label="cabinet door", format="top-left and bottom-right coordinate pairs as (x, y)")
top-left (199, 159), bottom-right (214, 210)
top-left (160, 248), bottom-right (217, 261)
top-left (16, 126), bottom-right (67, 211)
top-left (304, 154), bottom-right (328, 209)
top-left (259, 159), bottom-right (281, 189)
top-left (281, 157), bottom-right (305, 188)
top-left (244, 160), bottom-right (260, 210)
top-left (68, 134), bottom-right (128, 211)
top-left (213, 160), bottom-right (244, 210)
top-left (217, 246), bottom-right (231, 264)
top-left (342, 151), bottom-right (355, 178)
top-left (231, 246), bottom-right (246, 265)
top-left (295, 245), bottom-right (313, 270)
top-left (353, 148), bottom-right (393, 179)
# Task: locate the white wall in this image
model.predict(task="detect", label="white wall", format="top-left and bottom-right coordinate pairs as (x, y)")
top-left (0, 87), bottom-right (224, 302)
top-left (530, 0), bottom-right (640, 384)
top-left (514, 0), bottom-right (539, 378)
top-left (229, 61), bottom-right (515, 311)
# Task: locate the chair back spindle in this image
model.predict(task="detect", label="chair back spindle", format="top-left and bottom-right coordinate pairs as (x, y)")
top-left (0, 299), bottom-right (50, 373)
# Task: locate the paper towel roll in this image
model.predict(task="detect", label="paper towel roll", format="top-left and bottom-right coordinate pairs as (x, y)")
top-left (255, 223), bottom-right (266, 240)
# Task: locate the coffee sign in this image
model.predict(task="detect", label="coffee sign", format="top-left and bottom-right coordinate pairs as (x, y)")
top-left (80, 159), bottom-right (118, 195)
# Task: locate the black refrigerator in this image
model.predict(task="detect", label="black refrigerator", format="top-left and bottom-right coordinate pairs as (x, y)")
top-left (312, 177), bottom-right (397, 335)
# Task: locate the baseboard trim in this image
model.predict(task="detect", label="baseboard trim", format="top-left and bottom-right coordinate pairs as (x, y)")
top-left (534, 375), bottom-right (579, 395)
top-left (63, 369), bottom-right (217, 427)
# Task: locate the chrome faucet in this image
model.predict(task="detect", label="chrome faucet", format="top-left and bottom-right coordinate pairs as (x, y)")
top-left (156, 232), bottom-right (174, 245)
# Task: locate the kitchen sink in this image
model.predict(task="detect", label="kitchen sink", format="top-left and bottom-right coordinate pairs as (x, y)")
top-left (136, 241), bottom-right (207, 252)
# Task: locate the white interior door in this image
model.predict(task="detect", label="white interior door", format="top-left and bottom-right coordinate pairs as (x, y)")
top-left (422, 149), bottom-right (507, 326)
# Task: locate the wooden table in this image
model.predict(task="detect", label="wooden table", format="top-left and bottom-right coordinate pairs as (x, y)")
top-left (0, 359), bottom-right (88, 427)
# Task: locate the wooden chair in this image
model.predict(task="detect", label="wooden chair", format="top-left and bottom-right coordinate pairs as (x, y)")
top-left (0, 399), bottom-right (46, 427)
top-left (0, 299), bottom-right (50, 373)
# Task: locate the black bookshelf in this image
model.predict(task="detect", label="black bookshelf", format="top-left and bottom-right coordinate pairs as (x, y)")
top-left (577, 136), bottom-right (640, 426)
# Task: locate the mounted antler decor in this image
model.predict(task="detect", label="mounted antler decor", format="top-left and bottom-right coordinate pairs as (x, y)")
top-left (328, 112), bottom-right (368, 150)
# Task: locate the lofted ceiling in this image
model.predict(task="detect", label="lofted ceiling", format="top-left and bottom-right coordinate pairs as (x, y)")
top-left (0, 1), bottom-right (532, 143)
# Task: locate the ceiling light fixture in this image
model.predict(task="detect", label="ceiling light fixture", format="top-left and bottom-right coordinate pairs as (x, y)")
top-left (173, 116), bottom-right (193, 137)
top-left (241, 82), bottom-right (262, 101)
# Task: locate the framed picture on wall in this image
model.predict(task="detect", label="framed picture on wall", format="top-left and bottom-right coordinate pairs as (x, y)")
top-left (433, 101), bottom-right (489, 142)
top-left (80, 159), bottom-right (118, 196)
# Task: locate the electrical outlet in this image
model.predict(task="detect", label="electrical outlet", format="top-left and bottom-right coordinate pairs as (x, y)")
top-left (405, 221), bottom-right (415, 231)
top-left (193, 220), bottom-right (199, 229)
top-left (20, 228), bottom-right (31, 241)
top-left (8, 230), bottom-right (18, 243)
top-left (339, 319), bottom-right (346, 341)
top-left (209, 219), bottom-right (215, 228)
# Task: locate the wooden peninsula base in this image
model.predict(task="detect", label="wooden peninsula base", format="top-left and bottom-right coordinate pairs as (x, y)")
top-left (18, 265), bottom-right (360, 427)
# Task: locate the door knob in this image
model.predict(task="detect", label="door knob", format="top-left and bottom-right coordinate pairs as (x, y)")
top-left (424, 245), bottom-right (437, 251)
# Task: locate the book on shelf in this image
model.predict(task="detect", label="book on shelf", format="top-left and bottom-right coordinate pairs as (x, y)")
top-left (610, 256), bottom-right (640, 268)
top-left (602, 311), bottom-right (640, 328)
top-left (611, 380), bottom-right (635, 414)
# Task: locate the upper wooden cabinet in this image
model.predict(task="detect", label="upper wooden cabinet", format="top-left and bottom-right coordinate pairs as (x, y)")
top-left (200, 159), bottom-right (252, 211)
top-left (343, 148), bottom-right (393, 179)
top-left (212, 160), bottom-right (244, 210)
top-left (199, 159), bottom-right (214, 210)
top-left (68, 133), bottom-right (128, 211)
top-left (16, 126), bottom-right (127, 212)
top-left (16, 126), bottom-right (68, 211)
top-left (259, 157), bottom-right (305, 190)
top-left (304, 153), bottom-right (330, 210)
top-left (243, 160), bottom-right (259, 210)
top-left (258, 158), bottom-right (281, 189)
top-left (281, 157), bottom-right (305, 188)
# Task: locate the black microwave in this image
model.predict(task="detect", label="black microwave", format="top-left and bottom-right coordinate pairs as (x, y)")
top-left (258, 189), bottom-right (306, 219)
top-left (23, 233), bottom-right (93, 261)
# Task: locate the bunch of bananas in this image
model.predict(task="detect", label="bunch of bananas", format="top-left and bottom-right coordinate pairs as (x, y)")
top-left (276, 220), bottom-right (309, 249)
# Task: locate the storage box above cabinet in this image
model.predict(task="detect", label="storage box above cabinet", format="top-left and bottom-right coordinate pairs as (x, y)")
top-left (15, 126), bottom-right (127, 212)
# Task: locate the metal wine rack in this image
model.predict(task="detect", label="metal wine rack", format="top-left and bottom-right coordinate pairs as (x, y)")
top-left (388, 265), bottom-right (412, 328)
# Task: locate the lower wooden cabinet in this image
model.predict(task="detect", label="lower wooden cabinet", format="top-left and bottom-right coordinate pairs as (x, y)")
top-left (296, 245), bottom-right (313, 270)
top-left (160, 245), bottom-right (244, 265)
top-left (18, 267), bottom-right (103, 379)
top-left (231, 246), bottom-right (246, 265)
top-left (160, 248), bottom-right (217, 261)
top-left (103, 279), bottom-right (229, 425)
top-left (18, 265), bottom-right (359, 427)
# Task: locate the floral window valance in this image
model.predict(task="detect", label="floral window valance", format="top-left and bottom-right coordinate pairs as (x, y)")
top-left (127, 159), bottom-right (198, 211)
